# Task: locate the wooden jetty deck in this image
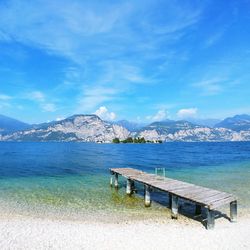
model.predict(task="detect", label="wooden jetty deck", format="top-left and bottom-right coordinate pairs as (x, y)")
top-left (110, 168), bottom-right (237, 229)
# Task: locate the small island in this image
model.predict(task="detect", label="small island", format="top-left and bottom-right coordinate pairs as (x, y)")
top-left (112, 137), bottom-right (163, 144)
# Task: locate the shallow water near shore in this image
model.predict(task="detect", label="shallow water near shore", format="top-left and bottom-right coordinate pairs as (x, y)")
top-left (0, 142), bottom-right (250, 222)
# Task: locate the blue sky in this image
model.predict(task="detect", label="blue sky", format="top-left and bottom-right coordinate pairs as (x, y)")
top-left (0, 0), bottom-right (250, 124)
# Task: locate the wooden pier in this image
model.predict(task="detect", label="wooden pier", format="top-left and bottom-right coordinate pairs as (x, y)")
top-left (110, 168), bottom-right (237, 229)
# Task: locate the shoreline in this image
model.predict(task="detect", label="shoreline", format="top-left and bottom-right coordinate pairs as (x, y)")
top-left (1, 214), bottom-right (250, 250)
top-left (1, 193), bottom-right (250, 249)
top-left (1, 199), bottom-right (250, 224)
top-left (1, 193), bottom-right (250, 224)
top-left (1, 204), bottom-right (250, 224)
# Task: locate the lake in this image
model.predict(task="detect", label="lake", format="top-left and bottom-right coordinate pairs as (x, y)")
top-left (0, 142), bottom-right (250, 222)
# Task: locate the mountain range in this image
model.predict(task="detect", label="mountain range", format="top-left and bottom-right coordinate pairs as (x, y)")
top-left (113, 120), bottom-right (145, 132)
top-left (1, 114), bottom-right (250, 142)
top-left (0, 114), bottom-right (31, 135)
top-left (214, 114), bottom-right (250, 132)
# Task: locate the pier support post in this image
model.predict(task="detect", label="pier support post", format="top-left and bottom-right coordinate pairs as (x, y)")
top-left (144, 185), bottom-right (151, 207)
top-left (126, 179), bottom-right (132, 195)
top-left (206, 208), bottom-right (215, 230)
top-left (230, 200), bottom-right (237, 223)
top-left (168, 193), bottom-right (172, 208)
top-left (114, 173), bottom-right (119, 189)
top-left (171, 195), bottom-right (178, 219)
top-left (195, 204), bottom-right (202, 216)
top-left (110, 175), bottom-right (113, 187)
top-left (131, 180), bottom-right (135, 193)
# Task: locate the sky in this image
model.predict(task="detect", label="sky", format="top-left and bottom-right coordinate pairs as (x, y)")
top-left (0, 0), bottom-right (250, 124)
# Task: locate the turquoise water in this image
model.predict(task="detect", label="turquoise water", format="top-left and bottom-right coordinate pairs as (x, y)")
top-left (0, 142), bottom-right (250, 222)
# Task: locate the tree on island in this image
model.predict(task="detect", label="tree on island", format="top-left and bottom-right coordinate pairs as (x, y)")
top-left (133, 137), bottom-right (146, 143)
top-left (122, 137), bottom-right (134, 143)
top-left (112, 138), bottom-right (120, 143)
top-left (112, 137), bottom-right (163, 144)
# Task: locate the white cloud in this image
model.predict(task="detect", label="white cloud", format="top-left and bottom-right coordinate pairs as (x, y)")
top-left (0, 102), bottom-right (11, 109)
top-left (0, 1), bottom-right (204, 67)
top-left (77, 86), bottom-right (122, 112)
top-left (0, 0), bottom-right (129, 63)
top-left (75, 59), bottom-right (152, 113)
top-left (204, 25), bottom-right (229, 48)
top-left (56, 117), bottom-right (65, 121)
top-left (0, 1), bottom-right (206, 117)
top-left (143, 6), bottom-right (201, 36)
top-left (204, 32), bottom-right (224, 48)
top-left (41, 103), bottom-right (56, 112)
top-left (107, 62), bottom-right (147, 83)
top-left (25, 90), bottom-right (57, 112)
top-left (28, 91), bottom-right (45, 102)
top-left (17, 105), bottom-right (23, 110)
top-left (0, 94), bottom-right (12, 110)
top-left (177, 108), bottom-right (198, 118)
top-left (0, 94), bottom-right (12, 100)
top-left (94, 106), bottom-right (116, 121)
top-left (192, 78), bottom-right (225, 95)
top-left (147, 109), bottom-right (168, 121)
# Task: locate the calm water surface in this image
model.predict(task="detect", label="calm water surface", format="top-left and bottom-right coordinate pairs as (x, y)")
top-left (0, 142), bottom-right (250, 222)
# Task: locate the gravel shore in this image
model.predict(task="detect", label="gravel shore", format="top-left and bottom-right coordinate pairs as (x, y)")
top-left (0, 215), bottom-right (249, 250)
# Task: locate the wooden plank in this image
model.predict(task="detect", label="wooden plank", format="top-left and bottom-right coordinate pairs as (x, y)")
top-left (175, 189), bottom-right (233, 207)
top-left (174, 186), bottom-right (210, 198)
top-left (132, 177), bottom-right (177, 188)
top-left (185, 189), bottom-right (222, 201)
top-left (167, 183), bottom-right (195, 192)
top-left (210, 196), bottom-right (236, 209)
top-left (201, 192), bottom-right (232, 204)
top-left (171, 187), bottom-right (220, 205)
top-left (153, 181), bottom-right (190, 192)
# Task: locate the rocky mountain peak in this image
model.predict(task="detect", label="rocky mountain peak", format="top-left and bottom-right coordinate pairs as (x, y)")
top-left (1, 114), bottom-right (130, 142)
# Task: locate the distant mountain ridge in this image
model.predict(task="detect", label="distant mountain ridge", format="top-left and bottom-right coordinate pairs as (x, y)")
top-left (1, 113), bottom-right (250, 142)
top-left (0, 114), bottom-right (31, 134)
top-left (139, 120), bottom-right (202, 134)
top-left (136, 114), bottom-right (250, 142)
top-left (1, 114), bottom-right (130, 142)
top-left (113, 120), bottom-right (145, 132)
top-left (215, 114), bottom-right (250, 132)
top-left (185, 118), bottom-right (221, 127)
